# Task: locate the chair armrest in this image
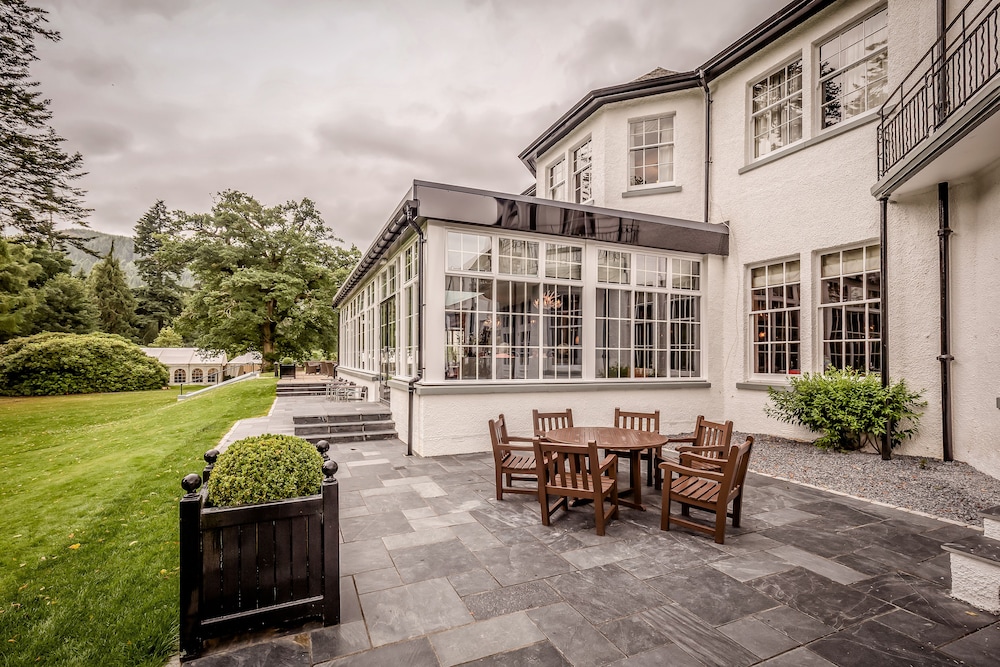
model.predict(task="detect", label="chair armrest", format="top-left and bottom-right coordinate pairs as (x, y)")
top-left (503, 443), bottom-right (535, 453)
top-left (598, 454), bottom-right (617, 475)
top-left (507, 435), bottom-right (536, 443)
top-left (658, 460), bottom-right (724, 481)
top-left (679, 452), bottom-right (724, 469)
top-left (676, 444), bottom-right (727, 455)
top-left (665, 435), bottom-right (696, 444)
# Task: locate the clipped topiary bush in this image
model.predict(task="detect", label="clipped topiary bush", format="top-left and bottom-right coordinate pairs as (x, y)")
top-left (0, 332), bottom-right (169, 396)
top-left (207, 434), bottom-right (323, 507)
top-left (766, 367), bottom-right (926, 452)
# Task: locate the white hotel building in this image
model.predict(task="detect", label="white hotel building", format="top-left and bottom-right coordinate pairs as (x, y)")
top-left (332, 0), bottom-right (1000, 478)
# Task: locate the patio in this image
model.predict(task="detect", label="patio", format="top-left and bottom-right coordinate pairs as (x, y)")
top-left (184, 399), bottom-right (999, 666)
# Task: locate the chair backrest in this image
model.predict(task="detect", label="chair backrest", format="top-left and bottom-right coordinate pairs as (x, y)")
top-left (489, 414), bottom-right (511, 451)
top-left (534, 439), bottom-right (601, 493)
top-left (614, 408), bottom-right (660, 433)
top-left (733, 435), bottom-right (754, 492)
top-left (719, 437), bottom-right (753, 498)
top-left (532, 408), bottom-right (574, 437)
top-left (693, 415), bottom-right (734, 452)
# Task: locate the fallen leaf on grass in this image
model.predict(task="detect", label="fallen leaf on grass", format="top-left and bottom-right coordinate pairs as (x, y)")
top-left (128, 541), bottom-right (138, 547)
top-left (68, 543), bottom-right (80, 550)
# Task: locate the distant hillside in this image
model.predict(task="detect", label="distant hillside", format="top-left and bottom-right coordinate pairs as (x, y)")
top-left (63, 229), bottom-right (141, 287)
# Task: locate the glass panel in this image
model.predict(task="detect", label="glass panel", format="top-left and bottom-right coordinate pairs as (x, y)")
top-left (821, 252), bottom-right (841, 277)
top-left (786, 260), bottom-right (800, 282)
top-left (751, 266), bottom-right (767, 288)
top-left (843, 247), bottom-right (864, 274)
top-left (822, 278), bottom-right (841, 303)
top-left (767, 263), bottom-right (783, 286)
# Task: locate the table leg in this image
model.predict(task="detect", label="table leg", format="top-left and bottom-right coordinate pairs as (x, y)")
top-left (616, 450), bottom-right (645, 511)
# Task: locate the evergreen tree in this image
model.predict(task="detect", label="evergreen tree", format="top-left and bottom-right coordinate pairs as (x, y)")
top-left (0, 238), bottom-right (40, 339)
top-left (133, 201), bottom-right (184, 343)
top-left (1, 1), bottom-right (89, 241)
top-left (149, 325), bottom-right (182, 348)
top-left (26, 272), bottom-right (96, 334)
top-left (87, 244), bottom-right (137, 338)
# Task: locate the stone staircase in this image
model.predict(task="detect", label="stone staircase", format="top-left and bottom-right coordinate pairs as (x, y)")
top-left (292, 409), bottom-right (397, 445)
top-left (276, 381), bottom-right (331, 397)
top-left (942, 506), bottom-right (1000, 614)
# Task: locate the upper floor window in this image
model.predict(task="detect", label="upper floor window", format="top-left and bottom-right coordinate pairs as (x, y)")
top-left (498, 237), bottom-right (539, 276)
top-left (447, 231), bottom-right (491, 272)
top-left (572, 140), bottom-right (593, 204)
top-left (819, 245), bottom-right (881, 372)
top-left (548, 158), bottom-right (567, 201)
top-left (750, 259), bottom-right (800, 375)
top-left (545, 243), bottom-right (583, 280)
top-left (819, 8), bottom-right (888, 129)
top-left (598, 249), bottom-right (630, 284)
top-left (629, 115), bottom-right (674, 186)
top-left (751, 59), bottom-right (803, 158)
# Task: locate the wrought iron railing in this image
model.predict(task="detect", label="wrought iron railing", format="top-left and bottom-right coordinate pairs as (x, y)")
top-left (877, 0), bottom-right (1000, 179)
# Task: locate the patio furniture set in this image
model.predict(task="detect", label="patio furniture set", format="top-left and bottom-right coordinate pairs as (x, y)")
top-left (489, 408), bottom-right (755, 543)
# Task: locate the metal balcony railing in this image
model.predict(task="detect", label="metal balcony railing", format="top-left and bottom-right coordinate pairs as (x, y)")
top-left (877, 0), bottom-right (1000, 179)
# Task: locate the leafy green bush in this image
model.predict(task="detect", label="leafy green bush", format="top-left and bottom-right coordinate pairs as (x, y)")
top-left (0, 332), bottom-right (169, 396)
top-left (766, 367), bottom-right (926, 452)
top-left (207, 434), bottom-right (323, 507)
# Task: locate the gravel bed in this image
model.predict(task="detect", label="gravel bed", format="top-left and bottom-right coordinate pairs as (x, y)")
top-left (736, 432), bottom-right (1000, 526)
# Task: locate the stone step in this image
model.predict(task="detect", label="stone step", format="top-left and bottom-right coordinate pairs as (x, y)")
top-left (982, 506), bottom-right (1000, 540)
top-left (942, 534), bottom-right (1000, 614)
top-left (293, 413), bottom-right (391, 425)
top-left (295, 420), bottom-right (396, 436)
top-left (300, 430), bottom-right (398, 445)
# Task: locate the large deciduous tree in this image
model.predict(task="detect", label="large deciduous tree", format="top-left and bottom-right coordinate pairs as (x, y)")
top-left (87, 244), bottom-right (137, 338)
top-left (132, 200), bottom-right (184, 343)
top-left (0, 0), bottom-right (89, 241)
top-left (161, 191), bottom-right (359, 367)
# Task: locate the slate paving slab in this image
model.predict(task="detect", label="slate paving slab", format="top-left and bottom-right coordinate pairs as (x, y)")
top-left (188, 398), bottom-right (1000, 666)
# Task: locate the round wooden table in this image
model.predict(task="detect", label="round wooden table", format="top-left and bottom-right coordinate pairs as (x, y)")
top-left (543, 426), bottom-right (668, 511)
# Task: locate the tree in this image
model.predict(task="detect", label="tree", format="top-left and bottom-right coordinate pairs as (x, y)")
top-left (87, 244), bottom-right (137, 338)
top-left (160, 191), bottom-right (359, 368)
top-left (25, 272), bottom-right (96, 334)
top-left (133, 200), bottom-right (184, 342)
top-left (149, 325), bottom-right (182, 347)
top-left (0, 238), bottom-right (40, 339)
top-left (0, 1), bottom-right (89, 241)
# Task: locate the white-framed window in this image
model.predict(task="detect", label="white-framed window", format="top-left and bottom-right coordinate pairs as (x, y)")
top-left (628, 115), bottom-right (674, 187)
top-left (173, 369), bottom-right (186, 383)
top-left (749, 259), bottom-right (801, 375)
top-left (819, 7), bottom-right (888, 129)
top-left (191, 368), bottom-right (204, 383)
top-left (207, 368), bottom-right (218, 383)
top-left (598, 249), bottom-right (630, 284)
top-left (819, 245), bottom-right (881, 372)
top-left (572, 140), bottom-right (593, 204)
top-left (498, 237), bottom-right (539, 276)
top-left (447, 231), bottom-right (492, 272)
top-left (596, 250), bottom-right (702, 379)
top-left (544, 243), bottom-right (583, 280)
top-left (548, 158), bottom-right (567, 201)
top-left (751, 58), bottom-right (803, 159)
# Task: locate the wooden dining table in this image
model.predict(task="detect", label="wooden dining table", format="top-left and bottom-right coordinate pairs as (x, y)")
top-left (542, 426), bottom-right (669, 511)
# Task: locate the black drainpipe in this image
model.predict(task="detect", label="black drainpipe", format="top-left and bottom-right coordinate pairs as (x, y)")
top-left (879, 197), bottom-right (892, 460)
top-left (698, 69), bottom-right (712, 224)
top-left (938, 182), bottom-right (954, 461)
top-left (404, 200), bottom-right (423, 457)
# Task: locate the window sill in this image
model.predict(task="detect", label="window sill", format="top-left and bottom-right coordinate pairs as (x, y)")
top-left (622, 184), bottom-right (682, 198)
top-left (738, 112), bottom-right (880, 175)
top-left (416, 380), bottom-right (711, 395)
top-left (736, 381), bottom-right (790, 392)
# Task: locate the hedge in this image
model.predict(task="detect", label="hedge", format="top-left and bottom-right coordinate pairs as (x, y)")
top-left (0, 332), bottom-right (169, 396)
top-left (206, 434), bottom-right (323, 507)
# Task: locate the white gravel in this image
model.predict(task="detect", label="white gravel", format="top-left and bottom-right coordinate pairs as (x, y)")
top-left (736, 432), bottom-right (1000, 526)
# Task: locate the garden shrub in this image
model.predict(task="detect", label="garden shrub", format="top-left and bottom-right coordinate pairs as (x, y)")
top-left (207, 434), bottom-right (323, 507)
top-left (0, 332), bottom-right (169, 396)
top-left (766, 367), bottom-right (926, 452)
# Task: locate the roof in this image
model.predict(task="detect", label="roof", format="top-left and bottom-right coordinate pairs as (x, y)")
top-left (141, 347), bottom-right (227, 365)
top-left (227, 352), bottom-right (263, 365)
top-left (518, 0), bottom-right (838, 173)
top-left (332, 180), bottom-right (729, 308)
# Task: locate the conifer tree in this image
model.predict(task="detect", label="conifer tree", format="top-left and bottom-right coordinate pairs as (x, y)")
top-left (1, 1), bottom-right (89, 240)
top-left (133, 201), bottom-right (184, 342)
top-left (87, 243), bottom-right (137, 338)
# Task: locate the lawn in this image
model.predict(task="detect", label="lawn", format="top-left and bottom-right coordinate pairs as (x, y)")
top-left (0, 378), bottom-right (276, 666)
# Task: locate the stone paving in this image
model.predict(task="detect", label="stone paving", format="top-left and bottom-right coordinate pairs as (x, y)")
top-left (183, 397), bottom-right (1000, 667)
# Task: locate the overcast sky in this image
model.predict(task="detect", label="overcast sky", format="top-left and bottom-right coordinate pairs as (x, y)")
top-left (36, 0), bottom-right (790, 250)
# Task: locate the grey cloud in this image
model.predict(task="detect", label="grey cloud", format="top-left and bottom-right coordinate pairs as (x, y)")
top-left (46, 0), bottom-right (196, 22)
top-left (49, 52), bottom-right (135, 87)
top-left (63, 119), bottom-right (133, 157)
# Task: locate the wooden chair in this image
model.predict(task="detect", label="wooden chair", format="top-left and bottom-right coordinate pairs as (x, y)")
top-left (654, 415), bottom-right (733, 490)
top-left (534, 438), bottom-right (619, 536)
top-left (675, 439), bottom-right (754, 527)
top-left (532, 408), bottom-right (574, 438)
top-left (488, 414), bottom-right (539, 500)
top-left (608, 408), bottom-right (661, 486)
top-left (659, 436), bottom-right (754, 544)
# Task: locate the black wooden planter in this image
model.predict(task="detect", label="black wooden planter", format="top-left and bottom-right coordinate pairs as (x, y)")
top-left (178, 445), bottom-right (340, 660)
top-left (278, 363), bottom-right (297, 379)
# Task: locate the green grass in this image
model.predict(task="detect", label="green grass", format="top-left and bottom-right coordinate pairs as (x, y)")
top-left (0, 379), bottom-right (276, 666)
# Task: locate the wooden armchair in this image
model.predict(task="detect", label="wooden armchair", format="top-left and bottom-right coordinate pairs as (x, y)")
top-left (659, 436), bottom-right (754, 544)
top-left (488, 414), bottom-right (539, 500)
top-left (608, 408), bottom-right (661, 486)
top-left (532, 408), bottom-right (574, 437)
top-left (654, 416), bottom-right (733, 490)
top-left (534, 438), bottom-right (619, 536)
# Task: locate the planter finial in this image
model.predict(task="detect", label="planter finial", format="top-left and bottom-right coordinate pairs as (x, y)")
top-left (323, 459), bottom-right (338, 478)
top-left (182, 473), bottom-right (202, 495)
top-left (204, 449), bottom-right (219, 464)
